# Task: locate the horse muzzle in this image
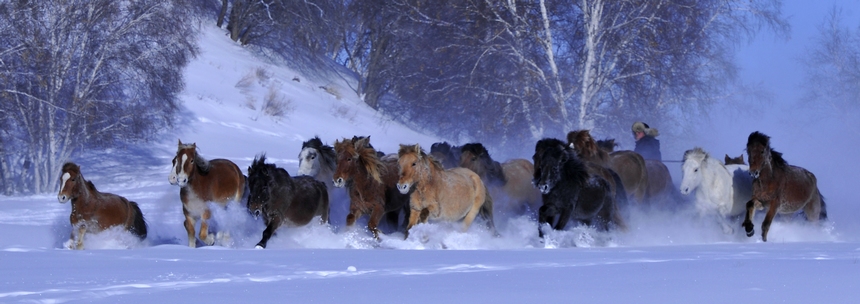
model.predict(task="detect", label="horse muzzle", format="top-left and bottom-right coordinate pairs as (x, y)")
top-left (537, 184), bottom-right (551, 194)
top-left (57, 194), bottom-right (70, 204)
top-left (333, 177), bottom-right (345, 188)
top-left (396, 183), bottom-right (411, 194)
top-left (749, 170), bottom-right (760, 179)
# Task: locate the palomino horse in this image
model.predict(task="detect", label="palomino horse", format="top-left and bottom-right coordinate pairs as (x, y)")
top-left (396, 144), bottom-right (496, 238)
top-left (58, 162), bottom-right (147, 249)
top-left (333, 136), bottom-right (410, 239)
top-left (585, 136), bottom-right (649, 204)
top-left (458, 143), bottom-right (541, 217)
top-left (429, 142), bottom-right (461, 169)
top-left (532, 139), bottom-right (626, 238)
top-left (168, 140), bottom-right (246, 247)
top-left (742, 132), bottom-right (827, 242)
top-left (680, 148), bottom-right (753, 233)
top-left (565, 130), bottom-right (632, 207)
top-left (724, 154), bottom-right (746, 165)
top-left (247, 154), bottom-right (329, 248)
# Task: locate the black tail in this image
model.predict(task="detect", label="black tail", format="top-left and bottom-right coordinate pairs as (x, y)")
top-left (819, 192), bottom-right (828, 221)
top-left (480, 186), bottom-right (499, 237)
top-left (128, 201), bottom-right (148, 239)
top-left (609, 170), bottom-right (628, 209)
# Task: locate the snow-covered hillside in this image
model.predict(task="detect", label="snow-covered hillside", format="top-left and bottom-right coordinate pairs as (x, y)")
top-left (0, 25), bottom-right (857, 303)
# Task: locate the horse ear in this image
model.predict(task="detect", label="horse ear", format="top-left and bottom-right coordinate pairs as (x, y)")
top-left (413, 144), bottom-right (422, 156)
top-left (178, 139), bottom-right (182, 146)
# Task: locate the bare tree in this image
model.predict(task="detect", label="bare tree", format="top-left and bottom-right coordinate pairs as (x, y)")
top-left (0, 0), bottom-right (198, 194)
top-left (800, 7), bottom-right (860, 123)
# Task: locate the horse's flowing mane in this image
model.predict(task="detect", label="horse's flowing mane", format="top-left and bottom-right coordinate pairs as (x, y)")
top-left (748, 131), bottom-right (788, 169)
top-left (567, 130), bottom-right (610, 164)
top-left (302, 136), bottom-right (337, 171)
top-left (460, 143), bottom-right (506, 185)
top-left (354, 137), bottom-right (386, 184)
top-left (683, 147), bottom-right (709, 162)
top-left (177, 142), bottom-right (211, 174)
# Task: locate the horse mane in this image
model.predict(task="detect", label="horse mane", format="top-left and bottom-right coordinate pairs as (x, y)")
top-left (460, 143), bottom-right (506, 185)
top-left (177, 142), bottom-right (212, 174)
top-left (353, 136), bottom-right (386, 184)
top-left (302, 136), bottom-right (337, 171)
top-left (567, 130), bottom-right (610, 164)
top-left (748, 131), bottom-right (788, 169)
top-left (683, 147), bottom-right (708, 162)
top-left (250, 154), bottom-right (280, 180)
top-left (62, 162), bottom-right (97, 193)
top-left (536, 138), bottom-right (588, 185)
top-left (399, 144), bottom-right (444, 172)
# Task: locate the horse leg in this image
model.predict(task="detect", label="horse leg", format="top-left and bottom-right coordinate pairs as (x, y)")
top-left (538, 205), bottom-right (554, 238)
top-left (742, 199), bottom-right (757, 237)
top-left (74, 225), bottom-right (86, 250)
top-left (554, 206), bottom-right (573, 232)
top-left (715, 213), bottom-right (733, 234)
top-left (367, 206), bottom-right (384, 240)
top-left (404, 207), bottom-right (422, 240)
top-left (256, 216), bottom-right (280, 249)
top-left (803, 195), bottom-right (821, 223)
top-left (182, 207), bottom-right (197, 248)
top-left (760, 201), bottom-right (778, 242)
top-left (459, 194), bottom-right (484, 232)
top-left (198, 208), bottom-right (215, 246)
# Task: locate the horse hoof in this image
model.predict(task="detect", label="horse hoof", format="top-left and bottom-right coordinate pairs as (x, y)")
top-left (745, 230), bottom-right (754, 237)
top-left (255, 245), bottom-right (265, 249)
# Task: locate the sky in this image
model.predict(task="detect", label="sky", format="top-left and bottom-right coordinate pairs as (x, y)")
top-left (0, 3), bottom-right (859, 302)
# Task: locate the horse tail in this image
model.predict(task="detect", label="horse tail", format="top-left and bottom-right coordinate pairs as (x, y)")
top-left (318, 182), bottom-right (330, 224)
top-left (818, 191), bottom-right (828, 221)
top-left (610, 170), bottom-right (628, 209)
top-left (128, 201), bottom-right (148, 240)
top-left (241, 175), bottom-right (250, 207)
top-left (479, 186), bottom-right (499, 236)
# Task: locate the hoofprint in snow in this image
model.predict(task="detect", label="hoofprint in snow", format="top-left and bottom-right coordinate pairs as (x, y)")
top-left (0, 25), bottom-right (856, 302)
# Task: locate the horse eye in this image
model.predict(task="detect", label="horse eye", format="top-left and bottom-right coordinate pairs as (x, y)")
top-left (412, 162), bottom-right (416, 167)
top-left (694, 169), bottom-right (698, 172)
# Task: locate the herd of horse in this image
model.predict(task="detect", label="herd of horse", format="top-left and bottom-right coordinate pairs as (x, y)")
top-left (56, 131), bottom-right (828, 249)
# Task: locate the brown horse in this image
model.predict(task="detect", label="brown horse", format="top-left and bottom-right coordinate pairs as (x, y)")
top-left (567, 130), bottom-right (649, 204)
top-left (396, 144), bottom-right (496, 238)
top-left (742, 131), bottom-right (827, 242)
top-left (333, 136), bottom-right (410, 239)
top-left (594, 137), bottom-right (676, 206)
top-left (724, 154), bottom-right (746, 165)
top-left (430, 142), bottom-right (461, 169)
top-left (459, 143), bottom-right (541, 217)
top-left (247, 154), bottom-right (329, 248)
top-left (58, 162), bottom-right (147, 249)
top-left (168, 140), bottom-right (246, 247)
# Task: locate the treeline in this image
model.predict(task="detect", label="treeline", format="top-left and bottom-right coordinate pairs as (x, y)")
top-left (0, 0), bottom-right (794, 194)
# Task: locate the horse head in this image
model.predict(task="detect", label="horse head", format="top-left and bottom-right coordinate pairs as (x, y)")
top-left (430, 142), bottom-right (460, 168)
top-left (595, 138), bottom-right (617, 153)
top-left (746, 131), bottom-right (788, 180)
top-left (298, 137), bottom-right (325, 176)
top-left (169, 140), bottom-right (210, 187)
top-left (533, 139), bottom-right (569, 194)
top-left (246, 154), bottom-right (272, 218)
top-left (58, 162), bottom-right (86, 203)
top-left (724, 154), bottom-right (745, 165)
top-left (333, 137), bottom-right (359, 188)
top-left (680, 148), bottom-right (708, 195)
top-left (397, 143), bottom-right (430, 194)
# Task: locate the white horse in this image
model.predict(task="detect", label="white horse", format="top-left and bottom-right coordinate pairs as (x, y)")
top-left (680, 147), bottom-right (753, 234)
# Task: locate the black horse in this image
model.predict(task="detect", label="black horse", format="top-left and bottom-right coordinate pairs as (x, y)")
top-left (430, 142), bottom-right (462, 169)
top-left (247, 154), bottom-right (330, 248)
top-left (532, 138), bottom-right (625, 238)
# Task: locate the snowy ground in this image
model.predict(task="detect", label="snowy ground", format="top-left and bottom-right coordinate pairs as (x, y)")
top-left (1, 26), bottom-right (858, 303)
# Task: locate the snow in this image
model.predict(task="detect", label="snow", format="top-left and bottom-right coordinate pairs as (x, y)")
top-left (1, 25), bottom-right (858, 302)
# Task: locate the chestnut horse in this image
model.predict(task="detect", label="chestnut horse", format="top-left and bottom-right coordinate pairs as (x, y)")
top-left (459, 143), bottom-right (541, 217)
top-left (742, 132), bottom-right (827, 242)
top-left (567, 130), bottom-right (649, 204)
top-left (58, 162), bottom-right (147, 249)
top-left (532, 139), bottom-right (626, 238)
top-left (396, 144), bottom-right (496, 238)
top-left (333, 136), bottom-right (410, 239)
top-left (247, 154), bottom-right (329, 248)
top-left (168, 140), bottom-right (246, 247)
top-left (724, 154), bottom-right (746, 165)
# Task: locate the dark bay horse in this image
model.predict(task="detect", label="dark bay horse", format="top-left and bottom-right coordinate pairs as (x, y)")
top-left (247, 154), bottom-right (329, 248)
top-left (397, 144), bottom-right (496, 239)
top-left (532, 139), bottom-right (625, 238)
top-left (333, 136), bottom-right (410, 239)
top-left (584, 136), bottom-right (649, 204)
top-left (742, 132), bottom-right (827, 242)
top-left (595, 137), bottom-right (676, 207)
top-left (459, 143), bottom-right (541, 217)
top-left (566, 130), bottom-right (631, 207)
top-left (58, 162), bottom-right (147, 249)
top-left (168, 140), bottom-right (246, 247)
top-left (430, 142), bottom-right (462, 169)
